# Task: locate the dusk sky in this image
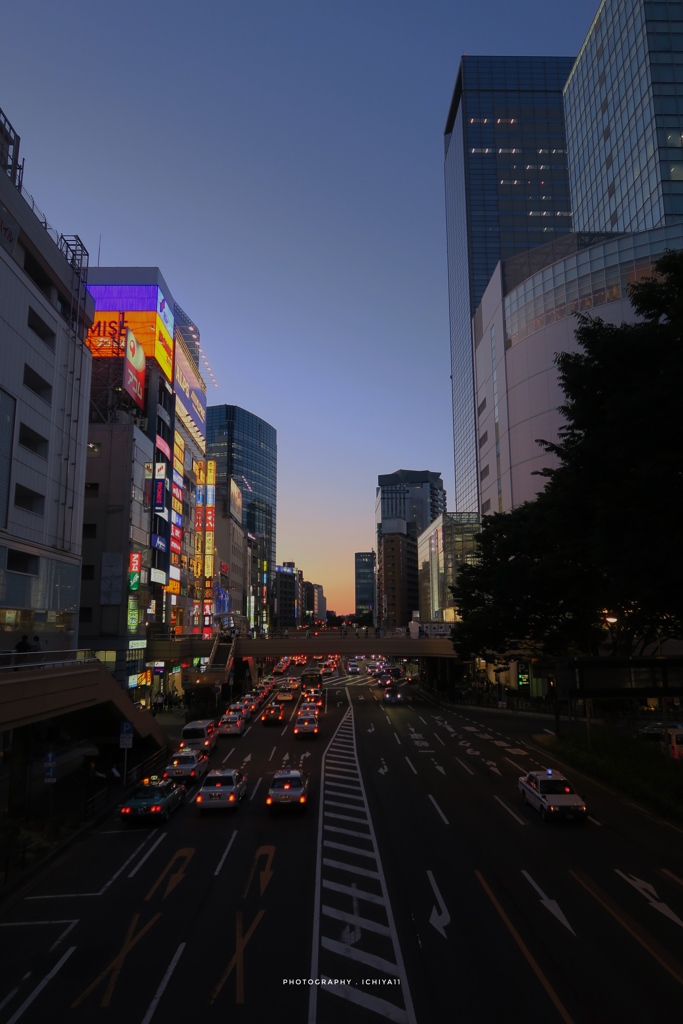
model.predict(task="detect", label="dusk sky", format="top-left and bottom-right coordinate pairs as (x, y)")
top-left (3, 0), bottom-right (599, 613)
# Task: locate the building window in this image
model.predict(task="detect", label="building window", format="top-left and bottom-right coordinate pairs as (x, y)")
top-left (477, 397), bottom-right (487, 416)
top-left (23, 364), bottom-right (52, 404)
top-left (478, 431), bottom-right (488, 448)
top-left (482, 499), bottom-right (491, 513)
top-left (480, 465), bottom-right (490, 481)
top-left (83, 523), bottom-right (97, 539)
top-left (18, 423), bottom-right (48, 459)
top-left (0, 388), bottom-right (15, 530)
top-left (27, 307), bottom-right (56, 351)
top-left (6, 548), bottom-right (39, 575)
top-left (14, 483), bottom-right (45, 516)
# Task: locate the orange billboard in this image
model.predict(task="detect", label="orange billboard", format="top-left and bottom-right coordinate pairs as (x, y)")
top-left (86, 310), bottom-right (174, 381)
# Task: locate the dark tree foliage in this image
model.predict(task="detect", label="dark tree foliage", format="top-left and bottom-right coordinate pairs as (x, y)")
top-left (452, 250), bottom-right (683, 660)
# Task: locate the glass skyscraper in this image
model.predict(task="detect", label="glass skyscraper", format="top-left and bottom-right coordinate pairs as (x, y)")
top-left (206, 405), bottom-right (277, 620)
top-left (565, 0), bottom-right (683, 232)
top-left (354, 551), bottom-right (376, 622)
top-left (444, 56), bottom-right (575, 512)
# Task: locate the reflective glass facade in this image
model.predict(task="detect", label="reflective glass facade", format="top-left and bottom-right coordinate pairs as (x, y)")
top-left (417, 513), bottom-right (480, 623)
top-left (566, 0), bottom-right (683, 233)
top-left (444, 56), bottom-right (575, 512)
top-left (206, 405), bottom-right (277, 613)
top-left (354, 551), bottom-right (375, 621)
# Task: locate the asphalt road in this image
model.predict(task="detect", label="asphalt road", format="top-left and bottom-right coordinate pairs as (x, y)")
top-left (1, 672), bottom-right (682, 1024)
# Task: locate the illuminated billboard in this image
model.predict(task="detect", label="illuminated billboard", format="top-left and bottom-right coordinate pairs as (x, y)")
top-left (174, 341), bottom-right (207, 440)
top-left (123, 329), bottom-right (145, 408)
top-left (86, 310), bottom-right (174, 381)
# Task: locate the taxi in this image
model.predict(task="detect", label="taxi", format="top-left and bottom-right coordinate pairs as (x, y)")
top-left (196, 769), bottom-right (248, 811)
top-left (119, 776), bottom-right (185, 824)
top-left (293, 715), bottom-right (319, 737)
top-left (162, 750), bottom-right (210, 784)
top-left (266, 766), bottom-right (310, 808)
top-left (518, 768), bottom-right (588, 822)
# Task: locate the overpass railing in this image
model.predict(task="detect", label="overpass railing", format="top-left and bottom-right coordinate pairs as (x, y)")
top-left (0, 648), bottom-right (99, 676)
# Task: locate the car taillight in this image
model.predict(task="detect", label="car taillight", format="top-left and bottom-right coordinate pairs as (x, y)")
top-left (204, 741), bottom-right (210, 747)
top-left (266, 796), bottom-right (272, 805)
top-left (150, 805), bottom-right (162, 813)
top-left (121, 807), bottom-right (130, 814)
top-left (299, 795), bottom-right (307, 804)
top-left (179, 741), bottom-right (186, 748)
top-left (314, 728), bottom-right (318, 733)
top-left (162, 772), bottom-right (168, 778)
top-left (190, 770), bottom-right (196, 777)
top-left (228, 793), bottom-right (235, 802)
top-left (196, 794), bottom-right (203, 803)
top-left (294, 728), bottom-right (298, 734)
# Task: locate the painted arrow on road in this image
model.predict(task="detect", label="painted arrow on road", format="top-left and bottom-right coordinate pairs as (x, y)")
top-left (431, 760), bottom-right (446, 776)
top-left (427, 870), bottom-right (450, 938)
top-left (482, 759), bottom-right (501, 775)
top-left (616, 870), bottom-right (683, 927)
top-left (367, 722), bottom-right (375, 734)
top-left (378, 758), bottom-right (388, 775)
top-left (522, 870), bottom-right (575, 934)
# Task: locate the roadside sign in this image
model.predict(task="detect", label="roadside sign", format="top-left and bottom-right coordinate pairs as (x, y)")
top-left (120, 721), bottom-right (134, 749)
top-left (214, 682), bottom-right (221, 694)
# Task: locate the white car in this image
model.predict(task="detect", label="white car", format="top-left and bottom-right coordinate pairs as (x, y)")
top-left (218, 713), bottom-right (246, 736)
top-left (196, 769), bottom-right (248, 810)
top-left (518, 768), bottom-right (588, 822)
top-left (228, 701), bottom-right (251, 720)
top-left (276, 687), bottom-right (294, 701)
top-left (293, 715), bottom-right (319, 737)
top-left (162, 750), bottom-right (210, 784)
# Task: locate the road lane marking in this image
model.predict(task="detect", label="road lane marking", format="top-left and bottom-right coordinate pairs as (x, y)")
top-left (427, 870), bottom-right (450, 938)
top-left (455, 758), bottom-right (474, 775)
top-left (248, 778), bottom-right (262, 801)
top-left (394, 732), bottom-right (401, 745)
top-left (493, 796), bottom-right (526, 825)
top-left (6, 946), bottom-right (76, 1024)
top-left (505, 757), bottom-right (530, 774)
top-left (571, 869), bottom-right (683, 987)
top-left (322, 878), bottom-right (385, 904)
top-left (428, 795), bottom-right (449, 825)
top-left (140, 942), bottom-right (185, 1024)
top-left (128, 833), bottom-right (167, 878)
top-left (405, 757), bottom-right (417, 774)
top-left (268, 746), bottom-right (277, 761)
top-left (434, 733), bottom-right (445, 746)
top-left (476, 871), bottom-right (575, 1024)
top-left (26, 833), bottom-right (158, 899)
top-left (215, 831), bottom-right (239, 876)
top-left (322, 905), bottom-right (391, 936)
top-left (222, 747), bottom-right (235, 763)
top-left (521, 871), bottom-right (575, 933)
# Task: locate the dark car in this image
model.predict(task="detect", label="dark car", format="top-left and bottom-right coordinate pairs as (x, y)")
top-left (119, 776), bottom-right (185, 824)
top-left (261, 704), bottom-right (284, 725)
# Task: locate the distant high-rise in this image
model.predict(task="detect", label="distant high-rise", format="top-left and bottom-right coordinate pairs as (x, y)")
top-left (206, 405), bottom-right (276, 628)
top-left (444, 55), bottom-right (575, 512)
top-left (354, 552), bottom-right (375, 623)
top-left (375, 470), bottom-right (445, 630)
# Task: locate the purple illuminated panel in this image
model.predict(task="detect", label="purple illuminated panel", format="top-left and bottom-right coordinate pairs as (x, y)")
top-left (174, 343), bottom-right (207, 439)
top-left (88, 284), bottom-right (158, 311)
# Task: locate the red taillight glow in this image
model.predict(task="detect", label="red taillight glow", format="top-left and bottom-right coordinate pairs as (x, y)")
top-left (196, 794), bottom-right (203, 803)
top-left (162, 772), bottom-right (168, 778)
top-left (190, 770), bottom-right (196, 777)
top-left (150, 805), bottom-right (162, 814)
top-left (121, 807), bottom-right (131, 814)
top-left (228, 793), bottom-right (235, 802)
top-left (299, 795), bottom-right (307, 804)
top-left (294, 728), bottom-right (298, 734)
top-left (266, 796), bottom-right (272, 805)
top-left (314, 728), bottom-right (318, 733)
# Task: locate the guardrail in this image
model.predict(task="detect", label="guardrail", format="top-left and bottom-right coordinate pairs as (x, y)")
top-left (0, 648), bottom-right (98, 675)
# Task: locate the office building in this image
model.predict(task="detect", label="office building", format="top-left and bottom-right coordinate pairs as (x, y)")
top-left (207, 405), bottom-right (276, 630)
top-left (444, 56), bottom-right (575, 512)
top-left (0, 107), bottom-right (93, 649)
top-left (375, 469), bottom-right (446, 539)
top-left (470, 0), bottom-right (683, 514)
top-left (354, 551), bottom-right (376, 623)
top-left (417, 513), bottom-right (480, 624)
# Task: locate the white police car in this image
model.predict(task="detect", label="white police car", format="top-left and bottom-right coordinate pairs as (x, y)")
top-left (518, 768), bottom-right (588, 822)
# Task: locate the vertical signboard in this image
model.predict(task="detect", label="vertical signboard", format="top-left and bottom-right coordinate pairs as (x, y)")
top-left (123, 329), bottom-right (146, 408)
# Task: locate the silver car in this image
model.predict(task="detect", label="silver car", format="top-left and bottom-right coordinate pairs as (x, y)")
top-left (218, 713), bottom-right (246, 736)
top-left (293, 715), bottom-right (319, 737)
top-left (266, 767), bottom-right (310, 808)
top-left (196, 769), bottom-right (248, 811)
top-left (162, 750), bottom-right (210, 784)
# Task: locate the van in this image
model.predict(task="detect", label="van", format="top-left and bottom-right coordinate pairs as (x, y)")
top-left (660, 728), bottom-right (683, 760)
top-left (180, 720), bottom-right (217, 754)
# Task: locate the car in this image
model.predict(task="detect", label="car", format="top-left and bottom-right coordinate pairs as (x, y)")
top-left (383, 687), bottom-right (404, 704)
top-left (286, 677), bottom-right (301, 690)
top-left (307, 690), bottom-right (324, 708)
top-left (389, 667), bottom-right (404, 680)
top-left (217, 713), bottom-right (246, 736)
top-left (293, 715), bottom-right (319, 737)
top-left (637, 720), bottom-right (683, 740)
top-left (228, 701), bottom-right (251, 720)
top-left (195, 769), bottom-right (248, 811)
top-left (518, 768), bottom-right (588, 822)
top-left (162, 750), bottom-right (210, 784)
top-left (266, 766), bottom-right (310, 808)
top-left (261, 704), bottom-right (285, 725)
top-left (179, 719), bottom-right (217, 754)
top-left (299, 701), bottom-right (319, 717)
top-left (276, 687), bottom-right (294, 701)
top-left (119, 776), bottom-right (185, 824)
top-left (241, 694), bottom-right (261, 713)
top-left (322, 662), bottom-right (335, 676)
top-left (377, 672), bottom-right (391, 687)
top-left (347, 660), bottom-right (360, 675)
